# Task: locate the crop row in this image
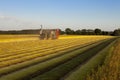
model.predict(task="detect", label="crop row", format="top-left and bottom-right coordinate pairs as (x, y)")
top-left (0, 37), bottom-right (110, 68)
top-left (0, 38), bottom-right (105, 76)
top-left (0, 36), bottom-right (114, 80)
top-left (0, 39), bottom-right (73, 55)
top-left (31, 38), bottom-right (116, 80)
top-left (0, 38), bottom-right (114, 80)
top-left (0, 39), bottom-right (93, 68)
top-left (0, 36), bottom-right (113, 54)
top-left (0, 40), bottom-right (78, 61)
top-left (0, 37), bottom-right (112, 58)
top-left (64, 38), bottom-right (117, 80)
top-left (0, 42), bottom-right (82, 68)
top-left (86, 38), bottom-right (120, 80)
top-left (0, 40), bottom-right (96, 77)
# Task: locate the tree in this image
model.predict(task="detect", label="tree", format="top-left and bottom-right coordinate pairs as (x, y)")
top-left (94, 28), bottom-right (102, 35)
top-left (113, 29), bottom-right (120, 36)
top-left (81, 29), bottom-right (87, 35)
top-left (65, 28), bottom-right (73, 35)
top-left (59, 29), bottom-right (65, 35)
top-left (87, 29), bottom-right (95, 35)
top-left (102, 31), bottom-right (108, 35)
top-left (75, 30), bottom-right (81, 35)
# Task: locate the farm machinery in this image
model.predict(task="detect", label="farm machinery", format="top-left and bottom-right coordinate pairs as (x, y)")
top-left (39, 25), bottom-right (60, 40)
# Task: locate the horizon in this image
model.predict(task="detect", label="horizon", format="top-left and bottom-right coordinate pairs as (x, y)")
top-left (0, 0), bottom-right (120, 31)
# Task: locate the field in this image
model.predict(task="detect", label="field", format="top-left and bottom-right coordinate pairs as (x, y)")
top-left (0, 35), bottom-right (119, 80)
top-left (86, 38), bottom-right (120, 80)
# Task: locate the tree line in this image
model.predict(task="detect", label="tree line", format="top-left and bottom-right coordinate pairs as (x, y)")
top-left (60, 28), bottom-right (120, 36)
top-left (0, 29), bottom-right (40, 35)
top-left (0, 28), bottom-right (120, 36)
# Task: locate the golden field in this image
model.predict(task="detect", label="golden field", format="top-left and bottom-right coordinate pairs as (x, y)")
top-left (0, 35), bottom-right (113, 68)
top-left (0, 35), bottom-right (117, 80)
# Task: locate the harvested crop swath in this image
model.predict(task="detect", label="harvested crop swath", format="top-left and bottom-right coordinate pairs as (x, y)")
top-left (86, 38), bottom-right (120, 80)
top-left (0, 35), bottom-right (115, 80)
top-left (31, 38), bottom-right (116, 80)
top-left (0, 39), bottom-right (96, 68)
top-left (64, 38), bottom-right (117, 80)
top-left (0, 39), bottom-right (107, 80)
top-left (0, 42), bottom-right (93, 77)
top-left (0, 36), bottom-right (112, 68)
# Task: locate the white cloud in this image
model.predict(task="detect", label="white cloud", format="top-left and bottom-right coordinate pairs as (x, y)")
top-left (0, 14), bottom-right (42, 30)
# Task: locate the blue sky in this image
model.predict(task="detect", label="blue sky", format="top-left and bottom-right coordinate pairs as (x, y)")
top-left (0, 0), bottom-right (120, 31)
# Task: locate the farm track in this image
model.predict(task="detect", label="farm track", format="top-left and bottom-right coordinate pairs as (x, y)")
top-left (31, 38), bottom-right (116, 80)
top-left (0, 38), bottom-right (114, 79)
top-left (0, 39), bottom-right (103, 77)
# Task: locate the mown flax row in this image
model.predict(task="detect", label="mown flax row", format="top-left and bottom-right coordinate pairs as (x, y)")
top-left (86, 39), bottom-right (120, 80)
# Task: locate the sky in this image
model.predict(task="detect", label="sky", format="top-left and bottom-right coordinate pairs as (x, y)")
top-left (0, 0), bottom-right (120, 31)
